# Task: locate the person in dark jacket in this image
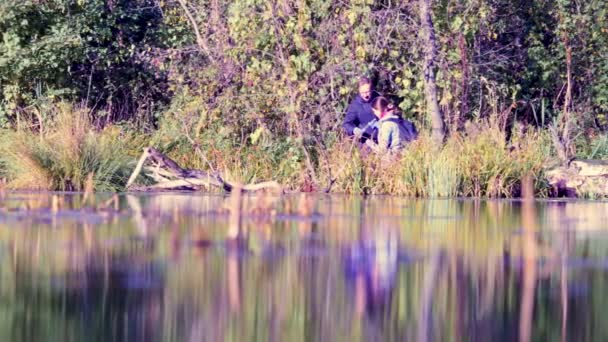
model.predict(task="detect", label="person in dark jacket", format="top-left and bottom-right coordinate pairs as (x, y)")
top-left (343, 77), bottom-right (379, 142)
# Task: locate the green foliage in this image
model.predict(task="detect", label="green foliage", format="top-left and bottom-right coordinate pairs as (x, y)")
top-left (154, 0), bottom-right (608, 161)
top-left (0, 0), bottom-right (176, 126)
top-left (150, 97), bottom-right (306, 186)
top-left (1, 0), bottom-right (607, 134)
top-left (576, 133), bottom-right (608, 159)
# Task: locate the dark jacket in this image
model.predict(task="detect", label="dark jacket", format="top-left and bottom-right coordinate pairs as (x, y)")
top-left (342, 92), bottom-right (379, 141)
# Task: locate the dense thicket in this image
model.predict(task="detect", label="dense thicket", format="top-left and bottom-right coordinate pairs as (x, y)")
top-left (1, 0), bottom-right (608, 193)
top-left (0, 0), bottom-right (184, 126)
top-left (2, 0), bottom-right (607, 133)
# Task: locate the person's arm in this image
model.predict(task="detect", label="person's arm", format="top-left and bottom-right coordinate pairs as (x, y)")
top-left (403, 119), bottom-right (418, 142)
top-left (408, 121), bottom-right (418, 140)
top-left (342, 101), bottom-right (359, 136)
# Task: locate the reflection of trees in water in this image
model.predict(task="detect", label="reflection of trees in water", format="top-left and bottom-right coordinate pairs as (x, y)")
top-left (3, 194), bottom-right (608, 340)
top-left (5, 242), bottom-right (165, 342)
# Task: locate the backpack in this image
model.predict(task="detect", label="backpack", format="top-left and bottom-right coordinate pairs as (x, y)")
top-left (385, 117), bottom-right (418, 143)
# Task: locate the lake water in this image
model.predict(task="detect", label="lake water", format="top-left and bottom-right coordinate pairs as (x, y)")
top-left (0, 192), bottom-right (607, 341)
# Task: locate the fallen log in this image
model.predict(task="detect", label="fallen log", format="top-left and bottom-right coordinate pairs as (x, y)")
top-left (126, 147), bottom-right (282, 193)
top-left (546, 159), bottom-right (608, 197)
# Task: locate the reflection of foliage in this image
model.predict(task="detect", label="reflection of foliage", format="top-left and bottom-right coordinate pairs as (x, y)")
top-left (1, 196), bottom-right (608, 340)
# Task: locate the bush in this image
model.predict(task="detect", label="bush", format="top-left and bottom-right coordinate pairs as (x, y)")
top-left (576, 133), bottom-right (608, 159)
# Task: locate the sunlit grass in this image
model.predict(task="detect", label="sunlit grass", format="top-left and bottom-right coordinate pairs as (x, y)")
top-left (0, 104), bottom-right (554, 197)
top-left (323, 121), bottom-right (551, 197)
top-left (0, 103), bottom-right (133, 191)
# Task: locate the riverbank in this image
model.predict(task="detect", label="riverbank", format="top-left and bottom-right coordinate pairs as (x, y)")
top-left (2, 1), bottom-right (607, 199)
top-left (0, 103), bottom-right (568, 197)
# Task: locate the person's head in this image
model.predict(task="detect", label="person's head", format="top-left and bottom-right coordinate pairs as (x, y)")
top-left (358, 77), bottom-right (373, 102)
top-left (371, 96), bottom-right (390, 118)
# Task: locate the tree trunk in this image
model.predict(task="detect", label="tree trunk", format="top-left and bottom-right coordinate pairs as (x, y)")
top-left (419, 0), bottom-right (445, 144)
top-left (126, 147), bottom-right (282, 193)
top-left (176, 0), bottom-right (212, 59)
top-left (561, 36), bottom-right (573, 154)
top-left (457, 33), bottom-right (469, 132)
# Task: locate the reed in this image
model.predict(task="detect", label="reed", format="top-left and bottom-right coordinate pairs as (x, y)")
top-left (322, 121), bottom-right (551, 197)
top-left (0, 103), bottom-right (133, 191)
top-left (0, 104), bottom-right (554, 197)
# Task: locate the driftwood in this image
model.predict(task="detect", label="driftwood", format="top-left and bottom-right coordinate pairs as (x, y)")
top-left (546, 159), bottom-right (608, 197)
top-left (126, 147), bottom-right (282, 193)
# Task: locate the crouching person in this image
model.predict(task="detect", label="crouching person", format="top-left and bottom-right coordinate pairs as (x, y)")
top-left (366, 97), bottom-right (418, 156)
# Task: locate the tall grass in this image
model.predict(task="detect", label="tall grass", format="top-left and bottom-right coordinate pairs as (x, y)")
top-left (143, 90), bottom-right (554, 197)
top-left (0, 103), bottom-right (553, 197)
top-left (576, 133), bottom-right (608, 159)
top-left (323, 122), bottom-right (552, 197)
top-left (150, 111), bottom-right (307, 187)
top-left (0, 103), bottom-right (133, 191)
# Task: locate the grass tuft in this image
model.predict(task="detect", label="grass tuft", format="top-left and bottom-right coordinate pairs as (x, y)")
top-left (0, 103), bottom-right (133, 191)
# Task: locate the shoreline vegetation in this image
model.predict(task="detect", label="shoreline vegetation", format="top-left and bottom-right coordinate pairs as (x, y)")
top-left (1, 1), bottom-right (608, 198)
top-left (0, 103), bottom-right (568, 197)
top-left (0, 101), bottom-right (607, 198)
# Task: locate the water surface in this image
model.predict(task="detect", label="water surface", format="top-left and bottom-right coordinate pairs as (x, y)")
top-left (0, 192), bottom-right (607, 341)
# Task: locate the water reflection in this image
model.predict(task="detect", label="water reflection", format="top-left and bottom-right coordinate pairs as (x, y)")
top-left (1, 193), bottom-right (608, 341)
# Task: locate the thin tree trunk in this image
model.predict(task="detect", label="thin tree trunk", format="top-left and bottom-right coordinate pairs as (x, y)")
top-left (457, 33), bottom-right (468, 132)
top-left (549, 124), bottom-right (568, 164)
top-left (419, 0), bottom-right (445, 144)
top-left (551, 34), bottom-right (573, 166)
top-left (561, 37), bottom-right (573, 153)
top-left (176, 0), bottom-right (212, 59)
top-left (268, 2), bottom-right (318, 186)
